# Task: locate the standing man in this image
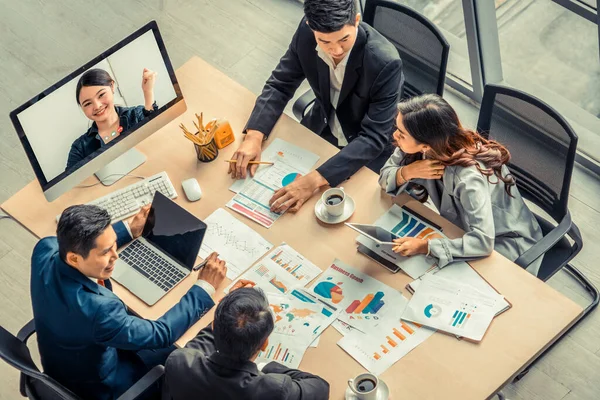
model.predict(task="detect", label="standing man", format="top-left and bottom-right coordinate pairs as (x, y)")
top-left (229, 0), bottom-right (403, 213)
top-left (162, 286), bottom-right (330, 400)
top-left (30, 204), bottom-right (227, 400)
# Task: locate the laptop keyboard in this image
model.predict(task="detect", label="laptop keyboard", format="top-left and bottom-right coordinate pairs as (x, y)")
top-left (119, 241), bottom-right (187, 292)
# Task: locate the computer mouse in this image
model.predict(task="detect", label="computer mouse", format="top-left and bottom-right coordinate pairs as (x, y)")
top-left (181, 178), bottom-right (202, 202)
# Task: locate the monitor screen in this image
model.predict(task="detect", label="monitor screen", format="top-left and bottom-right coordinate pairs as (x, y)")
top-left (142, 192), bottom-right (207, 270)
top-left (10, 21), bottom-right (185, 201)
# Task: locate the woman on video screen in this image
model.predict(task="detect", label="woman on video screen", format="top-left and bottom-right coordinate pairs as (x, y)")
top-left (66, 68), bottom-right (158, 170)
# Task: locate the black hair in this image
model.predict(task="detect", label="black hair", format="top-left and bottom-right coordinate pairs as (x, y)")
top-left (75, 68), bottom-right (114, 104)
top-left (57, 205), bottom-right (112, 261)
top-left (304, 0), bottom-right (358, 33)
top-left (213, 288), bottom-right (274, 362)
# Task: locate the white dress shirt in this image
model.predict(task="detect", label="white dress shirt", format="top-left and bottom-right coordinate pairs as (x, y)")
top-left (316, 41), bottom-right (356, 147)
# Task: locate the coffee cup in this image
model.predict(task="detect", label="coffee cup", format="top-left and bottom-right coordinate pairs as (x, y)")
top-left (321, 187), bottom-right (346, 217)
top-left (347, 372), bottom-right (379, 400)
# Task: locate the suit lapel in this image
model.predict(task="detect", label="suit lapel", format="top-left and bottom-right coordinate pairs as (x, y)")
top-left (338, 24), bottom-right (367, 107)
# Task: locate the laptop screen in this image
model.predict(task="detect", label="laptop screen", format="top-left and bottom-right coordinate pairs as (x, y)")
top-left (142, 191), bottom-right (206, 270)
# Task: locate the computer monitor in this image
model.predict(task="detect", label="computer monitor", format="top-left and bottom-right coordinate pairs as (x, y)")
top-left (9, 21), bottom-right (186, 202)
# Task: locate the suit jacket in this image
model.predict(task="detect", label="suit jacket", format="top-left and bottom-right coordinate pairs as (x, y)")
top-left (379, 148), bottom-right (544, 275)
top-left (30, 221), bottom-right (215, 400)
top-left (162, 326), bottom-right (330, 400)
top-left (246, 19), bottom-right (404, 187)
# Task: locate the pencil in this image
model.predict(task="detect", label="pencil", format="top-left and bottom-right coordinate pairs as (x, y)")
top-left (224, 160), bottom-right (274, 165)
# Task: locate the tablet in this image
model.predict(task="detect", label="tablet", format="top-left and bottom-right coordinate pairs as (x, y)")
top-left (345, 223), bottom-right (399, 245)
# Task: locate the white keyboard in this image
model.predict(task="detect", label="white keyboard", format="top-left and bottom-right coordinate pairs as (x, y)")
top-left (56, 172), bottom-right (177, 223)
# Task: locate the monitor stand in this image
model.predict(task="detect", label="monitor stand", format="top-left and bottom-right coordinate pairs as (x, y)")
top-left (94, 148), bottom-right (147, 186)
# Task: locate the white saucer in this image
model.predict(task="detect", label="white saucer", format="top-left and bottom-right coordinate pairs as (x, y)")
top-left (345, 380), bottom-right (390, 400)
top-left (315, 195), bottom-right (355, 224)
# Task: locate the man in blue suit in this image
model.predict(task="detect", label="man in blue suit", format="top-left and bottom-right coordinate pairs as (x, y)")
top-left (30, 204), bottom-right (226, 400)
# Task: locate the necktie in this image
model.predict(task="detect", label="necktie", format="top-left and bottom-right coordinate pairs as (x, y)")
top-left (97, 279), bottom-right (105, 287)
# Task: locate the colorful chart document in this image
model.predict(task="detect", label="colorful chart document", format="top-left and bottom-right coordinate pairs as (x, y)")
top-left (198, 208), bottom-right (273, 279)
top-left (356, 205), bottom-right (442, 279)
top-left (255, 291), bottom-right (338, 368)
top-left (407, 261), bottom-right (511, 316)
top-left (227, 161), bottom-right (302, 228)
top-left (225, 243), bottom-right (323, 295)
top-left (402, 274), bottom-right (503, 341)
top-left (338, 306), bottom-right (435, 375)
top-left (306, 259), bottom-right (407, 331)
top-left (229, 138), bottom-right (320, 193)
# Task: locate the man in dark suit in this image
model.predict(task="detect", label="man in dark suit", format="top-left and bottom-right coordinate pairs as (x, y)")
top-left (30, 204), bottom-right (227, 400)
top-left (229, 0), bottom-right (403, 213)
top-left (162, 286), bottom-right (330, 400)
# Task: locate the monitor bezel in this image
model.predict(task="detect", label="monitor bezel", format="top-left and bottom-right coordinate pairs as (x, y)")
top-left (9, 20), bottom-right (184, 200)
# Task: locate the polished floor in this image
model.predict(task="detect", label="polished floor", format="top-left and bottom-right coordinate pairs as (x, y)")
top-left (0, 1), bottom-right (599, 399)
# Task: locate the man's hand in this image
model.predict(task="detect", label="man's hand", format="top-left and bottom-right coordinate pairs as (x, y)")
top-left (392, 237), bottom-right (428, 257)
top-left (141, 68), bottom-right (157, 94)
top-left (198, 252), bottom-right (227, 289)
top-left (128, 205), bottom-right (151, 238)
top-left (269, 171), bottom-right (328, 213)
top-left (229, 130), bottom-right (264, 179)
top-left (403, 160), bottom-right (445, 181)
top-left (230, 279), bottom-right (256, 292)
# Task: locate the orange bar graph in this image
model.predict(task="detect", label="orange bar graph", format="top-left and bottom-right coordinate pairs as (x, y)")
top-left (354, 294), bottom-right (375, 314)
top-left (386, 336), bottom-right (398, 347)
top-left (274, 343), bottom-right (282, 359)
top-left (401, 321), bottom-right (415, 335)
top-left (412, 322), bottom-right (422, 328)
top-left (381, 344), bottom-right (389, 354)
top-left (374, 353), bottom-right (381, 360)
top-left (417, 227), bottom-right (434, 239)
top-left (393, 328), bottom-right (406, 341)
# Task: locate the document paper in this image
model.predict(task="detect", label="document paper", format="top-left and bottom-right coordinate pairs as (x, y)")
top-left (402, 274), bottom-right (503, 341)
top-left (198, 208), bottom-right (273, 279)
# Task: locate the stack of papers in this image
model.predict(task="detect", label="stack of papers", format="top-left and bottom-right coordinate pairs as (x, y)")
top-left (402, 274), bottom-right (504, 341)
top-left (198, 208), bottom-right (273, 279)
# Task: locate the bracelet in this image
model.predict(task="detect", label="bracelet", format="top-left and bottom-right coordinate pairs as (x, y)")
top-left (398, 166), bottom-right (409, 184)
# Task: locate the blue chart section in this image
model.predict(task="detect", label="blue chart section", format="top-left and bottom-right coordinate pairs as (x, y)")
top-left (282, 173), bottom-right (300, 186)
top-left (451, 310), bottom-right (469, 328)
top-left (407, 222), bottom-right (426, 237)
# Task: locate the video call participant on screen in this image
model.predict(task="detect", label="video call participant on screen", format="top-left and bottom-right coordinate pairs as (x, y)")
top-left (379, 94), bottom-right (544, 276)
top-left (66, 67), bottom-right (159, 170)
top-left (229, 0), bottom-right (403, 213)
top-left (162, 286), bottom-right (330, 400)
top-left (30, 204), bottom-right (227, 400)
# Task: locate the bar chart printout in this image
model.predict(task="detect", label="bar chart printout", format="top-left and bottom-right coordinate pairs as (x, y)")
top-left (256, 341), bottom-right (303, 368)
top-left (337, 307), bottom-right (436, 375)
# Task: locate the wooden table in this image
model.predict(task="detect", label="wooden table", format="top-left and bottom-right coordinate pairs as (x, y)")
top-left (2, 56), bottom-right (583, 400)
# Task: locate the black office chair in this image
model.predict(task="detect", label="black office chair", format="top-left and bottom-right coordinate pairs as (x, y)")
top-left (0, 319), bottom-right (165, 400)
top-left (476, 84), bottom-right (599, 379)
top-left (292, 0), bottom-right (450, 121)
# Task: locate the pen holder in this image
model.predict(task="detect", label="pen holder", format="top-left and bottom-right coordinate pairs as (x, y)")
top-left (194, 135), bottom-right (219, 163)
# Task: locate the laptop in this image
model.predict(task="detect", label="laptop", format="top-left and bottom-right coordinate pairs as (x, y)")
top-left (112, 191), bottom-right (207, 305)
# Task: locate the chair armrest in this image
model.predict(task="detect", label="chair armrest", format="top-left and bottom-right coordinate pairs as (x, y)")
top-left (17, 319), bottom-right (35, 343)
top-left (514, 212), bottom-right (572, 269)
top-left (116, 365), bottom-right (165, 400)
top-left (292, 89), bottom-right (316, 121)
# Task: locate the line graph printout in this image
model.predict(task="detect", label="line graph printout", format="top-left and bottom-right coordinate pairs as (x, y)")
top-left (198, 208), bottom-right (273, 279)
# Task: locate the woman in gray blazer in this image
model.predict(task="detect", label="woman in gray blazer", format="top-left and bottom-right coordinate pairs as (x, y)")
top-left (379, 94), bottom-right (543, 275)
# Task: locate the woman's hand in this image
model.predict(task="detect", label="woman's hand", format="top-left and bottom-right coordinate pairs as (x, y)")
top-left (142, 68), bottom-right (157, 110)
top-left (392, 237), bottom-right (428, 257)
top-left (403, 160), bottom-right (445, 180)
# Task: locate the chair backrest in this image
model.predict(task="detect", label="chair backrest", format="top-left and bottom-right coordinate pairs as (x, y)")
top-left (0, 325), bottom-right (79, 400)
top-left (363, 0), bottom-right (450, 98)
top-left (476, 84), bottom-right (578, 223)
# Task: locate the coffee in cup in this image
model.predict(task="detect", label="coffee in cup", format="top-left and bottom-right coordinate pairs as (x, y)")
top-left (321, 187), bottom-right (346, 217)
top-left (347, 372), bottom-right (379, 400)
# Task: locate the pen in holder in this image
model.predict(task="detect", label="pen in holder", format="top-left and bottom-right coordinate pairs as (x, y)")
top-left (179, 112), bottom-right (219, 163)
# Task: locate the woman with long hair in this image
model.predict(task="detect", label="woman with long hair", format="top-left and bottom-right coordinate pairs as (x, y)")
top-left (66, 68), bottom-right (158, 169)
top-left (379, 94), bottom-right (543, 275)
